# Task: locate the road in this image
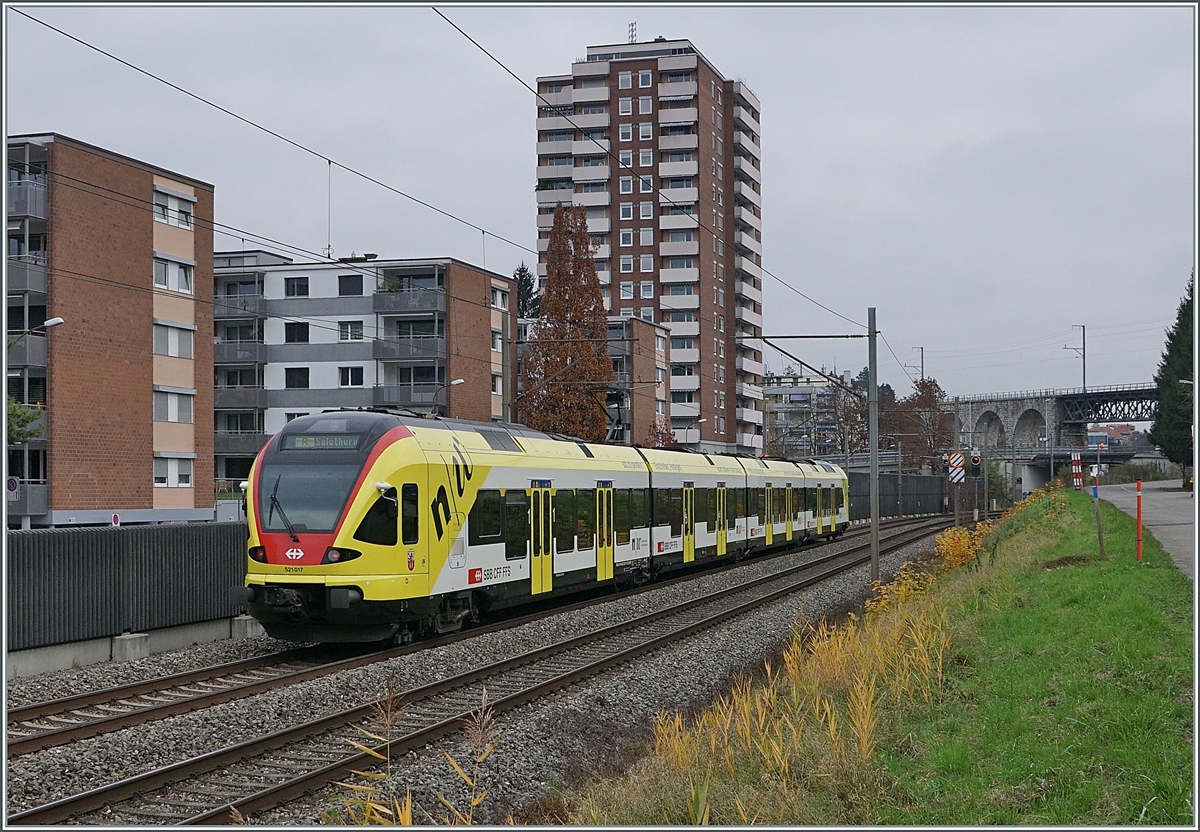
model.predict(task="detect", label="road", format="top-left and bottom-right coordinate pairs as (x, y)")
top-left (1097, 482), bottom-right (1195, 580)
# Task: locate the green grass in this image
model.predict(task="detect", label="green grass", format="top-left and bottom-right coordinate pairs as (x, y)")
top-left (550, 489), bottom-right (1194, 826)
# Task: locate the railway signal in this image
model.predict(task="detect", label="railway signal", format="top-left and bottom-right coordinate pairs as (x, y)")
top-left (971, 454), bottom-right (981, 476)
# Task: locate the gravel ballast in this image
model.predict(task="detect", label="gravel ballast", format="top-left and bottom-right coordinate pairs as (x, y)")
top-left (5, 529), bottom-right (934, 822)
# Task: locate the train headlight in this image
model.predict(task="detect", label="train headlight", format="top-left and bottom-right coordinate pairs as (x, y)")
top-left (322, 547), bottom-right (362, 564)
top-left (248, 546), bottom-right (268, 563)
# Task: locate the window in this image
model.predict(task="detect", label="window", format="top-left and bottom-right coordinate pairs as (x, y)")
top-left (620, 255), bottom-right (634, 273)
top-left (491, 374), bottom-right (503, 394)
top-left (717, 111), bottom-right (723, 130)
top-left (671, 390), bottom-right (694, 403)
top-left (639, 228), bottom-right (653, 246)
top-left (667, 311), bottom-right (695, 322)
top-left (639, 70), bottom-right (652, 87)
top-left (640, 254), bottom-right (654, 273)
top-left (658, 366), bottom-right (669, 383)
top-left (153, 324), bottom-right (193, 359)
top-left (153, 457), bottom-right (193, 488)
top-left (284, 276), bottom-right (309, 297)
top-left (639, 96), bottom-right (652, 114)
top-left (667, 177), bottom-right (694, 189)
top-left (618, 97), bottom-right (632, 115)
top-left (620, 307), bottom-right (634, 318)
top-left (639, 122), bottom-right (653, 141)
top-left (402, 483), bottom-right (420, 545)
top-left (619, 149), bottom-right (633, 168)
top-left (619, 228), bottom-right (634, 247)
top-left (656, 399), bottom-right (666, 415)
top-left (640, 201), bottom-right (654, 219)
top-left (656, 333), bottom-right (667, 351)
top-left (543, 155), bottom-right (571, 166)
top-left (639, 176), bottom-right (653, 193)
top-left (671, 337), bottom-right (695, 350)
top-left (153, 390), bottom-right (193, 423)
top-left (285, 412), bottom-right (307, 422)
top-left (669, 151), bottom-right (694, 163)
top-left (640, 307), bottom-right (654, 322)
top-left (582, 129), bottom-right (605, 141)
top-left (619, 123), bottom-right (632, 142)
top-left (152, 190), bottom-right (194, 229)
top-left (153, 258), bottom-right (192, 294)
top-left (580, 104), bottom-right (605, 115)
top-left (620, 282), bottom-right (634, 299)
top-left (666, 257), bottom-right (694, 269)
top-left (284, 322), bottom-right (309, 343)
top-left (669, 284), bottom-right (694, 296)
top-left (285, 367), bottom-right (309, 389)
top-left (669, 230), bottom-right (694, 242)
top-left (339, 366), bottom-right (364, 387)
top-left (667, 72), bottom-right (692, 83)
top-left (581, 155), bottom-right (606, 167)
top-left (619, 176), bottom-right (633, 194)
top-left (618, 71), bottom-right (632, 89)
top-left (491, 287), bottom-right (509, 309)
top-left (339, 274), bottom-right (363, 296)
top-left (640, 280), bottom-right (655, 298)
top-left (505, 490), bottom-right (528, 560)
top-left (619, 202), bottom-right (633, 220)
top-left (545, 131), bottom-right (573, 142)
top-left (491, 330), bottom-right (502, 351)
top-left (339, 320), bottom-right (364, 341)
top-left (580, 181), bottom-right (605, 193)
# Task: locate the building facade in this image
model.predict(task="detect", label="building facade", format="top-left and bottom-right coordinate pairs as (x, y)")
top-left (212, 252), bottom-right (516, 487)
top-left (535, 38), bottom-right (764, 455)
top-left (763, 372), bottom-right (845, 460)
top-left (6, 133), bottom-right (214, 528)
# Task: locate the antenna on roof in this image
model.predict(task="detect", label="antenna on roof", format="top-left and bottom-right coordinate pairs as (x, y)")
top-left (628, 21), bottom-right (636, 43)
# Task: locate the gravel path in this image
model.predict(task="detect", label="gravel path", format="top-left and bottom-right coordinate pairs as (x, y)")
top-left (4, 530), bottom-right (931, 823)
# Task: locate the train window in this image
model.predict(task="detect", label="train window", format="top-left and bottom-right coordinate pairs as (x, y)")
top-left (808, 488), bottom-right (817, 514)
top-left (746, 487), bottom-right (758, 523)
top-left (653, 488), bottom-right (669, 527)
top-left (504, 491), bottom-right (528, 560)
top-left (576, 489), bottom-right (595, 550)
top-left (794, 487), bottom-right (802, 521)
top-left (555, 490), bottom-right (575, 552)
top-left (759, 489), bottom-right (767, 524)
top-left (401, 484), bottom-right (419, 545)
top-left (630, 488), bottom-right (648, 528)
top-left (735, 488), bottom-right (745, 521)
top-left (614, 489), bottom-right (631, 545)
top-left (468, 490), bottom-right (504, 545)
top-left (353, 487), bottom-right (398, 546)
top-left (669, 488), bottom-right (683, 537)
top-left (705, 488), bottom-right (716, 529)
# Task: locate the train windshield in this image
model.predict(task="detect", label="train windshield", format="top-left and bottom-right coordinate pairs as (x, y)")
top-left (258, 464), bottom-right (361, 534)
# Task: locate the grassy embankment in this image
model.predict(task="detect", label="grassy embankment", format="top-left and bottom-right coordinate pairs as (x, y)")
top-left (554, 487), bottom-right (1193, 825)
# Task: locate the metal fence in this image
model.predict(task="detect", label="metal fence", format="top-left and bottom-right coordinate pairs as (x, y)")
top-left (848, 472), bottom-right (952, 521)
top-left (6, 522), bottom-right (247, 651)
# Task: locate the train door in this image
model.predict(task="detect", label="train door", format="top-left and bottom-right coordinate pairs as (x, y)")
top-left (785, 484), bottom-right (794, 542)
top-left (530, 482), bottom-right (553, 595)
top-left (815, 486), bottom-right (824, 536)
top-left (716, 483), bottom-right (727, 556)
top-left (764, 485), bottom-right (774, 546)
top-left (683, 482), bottom-right (695, 563)
top-left (596, 482), bottom-right (614, 581)
top-left (829, 485), bottom-right (838, 534)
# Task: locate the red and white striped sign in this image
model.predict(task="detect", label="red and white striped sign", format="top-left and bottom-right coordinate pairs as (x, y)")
top-left (1071, 452), bottom-right (1082, 491)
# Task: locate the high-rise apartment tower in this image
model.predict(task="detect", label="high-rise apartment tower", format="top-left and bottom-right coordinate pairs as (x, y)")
top-left (535, 38), bottom-right (764, 454)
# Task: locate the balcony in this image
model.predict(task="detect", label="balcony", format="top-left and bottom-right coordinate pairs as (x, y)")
top-left (671, 347), bottom-right (700, 364)
top-left (735, 280), bottom-right (762, 303)
top-left (659, 54), bottom-right (698, 71)
top-left (8, 482), bottom-right (48, 517)
top-left (735, 230), bottom-right (762, 256)
top-left (374, 336), bottom-right (447, 361)
top-left (536, 140), bottom-right (576, 156)
top-left (571, 191), bottom-right (611, 207)
top-left (536, 213), bottom-right (557, 229)
top-left (214, 386), bottom-right (268, 409)
top-left (373, 288), bottom-right (447, 314)
top-left (667, 321), bottom-right (699, 338)
top-left (658, 134), bottom-right (699, 151)
top-left (657, 160), bottom-right (698, 179)
top-left (736, 407), bottom-right (764, 425)
top-left (7, 179), bottom-right (47, 219)
top-left (213, 294), bottom-right (267, 318)
top-left (658, 80), bottom-right (698, 99)
top-left (670, 401), bottom-right (700, 418)
top-left (734, 255), bottom-right (761, 279)
top-left (7, 333), bottom-right (47, 368)
top-left (659, 268), bottom-right (699, 285)
top-left (735, 306), bottom-right (763, 328)
top-left (573, 165), bottom-right (610, 182)
top-left (7, 256), bottom-right (48, 294)
top-left (659, 294), bottom-right (699, 311)
top-left (536, 115), bottom-right (576, 132)
top-left (733, 155), bottom-right (761, 184)
top-left (670, 374), bottom-right (700, 392)
top-left (373, 383), bottom-right (447, 408)
top-left (672, 428), bottom-right (701, 444)
top-left (536, 164), bottom-right (574, 180)
top-left (738, 337), bottom-right (764, 353)
top-left (736, 432), bottom-right (764, 451)
top-left (534, 187), bottom-right (574, 206)
top-left (658, 108), bottom-right (698, 125)
top-left (214, 432), bottom-right (271, 456)
top-left (214, 340), bottom-right (267, 364)
top-left (736, 355), bottom-right (765, 376)
top-left (572, 86), bottom-right (610, 104)
top-left (659, 213), bottom-right (699, 230)
top-left (733, 131), bottom-right (761, 159)
top-left (736, 382), bottom-right (764, 401)
top-left (733, 180), bottom-right (761, 207)
top-left (659, 240), bottom-right (699, 258)
top-left (572, 139), bottom-right (610, 156)
top-left (586, 218), bottom-right (611, 234)
top-left (734, 205), bottom-right (761, 231)
top-left (659, 187), bottom-right (698, 204)
top-left (734, 105), bottom-right (761, 134)
top-left (539, 90), bottom-right (573, 107)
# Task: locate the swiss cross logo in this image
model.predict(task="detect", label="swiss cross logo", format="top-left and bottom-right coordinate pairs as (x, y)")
top-left (656, 541), bottom-right (664, 553)
top-left (469, 568), bottom-right (483, 584)
top-left (407, 551), bottom-right (415, 571)
top-left (285, 548), bottom-right (304, 560)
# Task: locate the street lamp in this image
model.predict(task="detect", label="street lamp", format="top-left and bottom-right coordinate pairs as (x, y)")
top-left (7, 316), bottom-right (65, 348)
top-left (430, 378), bottom-right (464, 417)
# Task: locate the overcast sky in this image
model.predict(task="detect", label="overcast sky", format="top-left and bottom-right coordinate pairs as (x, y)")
top-left (5, 3), bottom-right (1195, 401)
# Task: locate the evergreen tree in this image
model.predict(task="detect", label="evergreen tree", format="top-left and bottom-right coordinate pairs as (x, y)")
top-left (519, 205), bottom-right (613, 441)
top-left (513, 261), bottom-right (540, 318)
top-left (1148, 272), bottom-right (1194, 483)
top-left (7, 395), bottom-right (43, 446)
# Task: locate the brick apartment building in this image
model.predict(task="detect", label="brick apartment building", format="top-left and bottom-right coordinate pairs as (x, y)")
top-left (535, 38), bottom-right (765, 454)
top-left (6, 133), bottom-right (214, 528)
top-left (212, 252), bottom-right (516, 485)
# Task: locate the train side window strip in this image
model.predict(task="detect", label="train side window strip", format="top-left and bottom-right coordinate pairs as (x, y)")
top-left (401, 483), bottom-right (419, 545)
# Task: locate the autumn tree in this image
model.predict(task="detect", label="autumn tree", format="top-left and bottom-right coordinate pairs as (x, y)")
top-left (644, 415), bottom-right (678, 448)
top-left (1148, 272), bottom-right (1194, 485)
top-left (519, 204), bottom-right (613, 441)
top-left (513, 261), bottom-right (540, 318)
top-left (892, 376), bottom-right (954, 472)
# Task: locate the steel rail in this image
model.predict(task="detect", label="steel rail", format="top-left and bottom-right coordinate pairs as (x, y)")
top-left (8, 518), bottom-right (947, 826)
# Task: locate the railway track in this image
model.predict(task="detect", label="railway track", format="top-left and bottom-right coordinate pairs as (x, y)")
top-left (8, 516), bottom-right (949, 826)
top-left (6, 515), bottom-right (932, 758)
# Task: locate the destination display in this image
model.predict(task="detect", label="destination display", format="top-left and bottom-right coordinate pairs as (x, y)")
top-left (282, 434), bottom-right (361, 450)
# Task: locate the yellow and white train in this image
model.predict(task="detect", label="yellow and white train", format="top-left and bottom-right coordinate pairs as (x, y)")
top-left (234, 410), bottom-right (849, 643)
